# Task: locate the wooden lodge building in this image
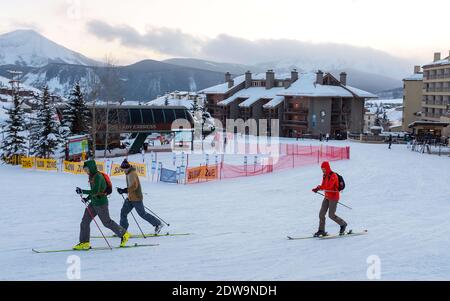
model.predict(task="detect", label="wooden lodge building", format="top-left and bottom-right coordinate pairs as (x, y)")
top-left (201, 70), bottom-right (377, 138)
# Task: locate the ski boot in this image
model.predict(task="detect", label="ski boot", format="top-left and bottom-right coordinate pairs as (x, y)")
top-left (73, 242), bottom-right (91, 250)
top-left (120, 232), bottom-right (131, 247)
top-left (154, 223), bottom-right (164, 235)
top-left (314, 230), bottom-right (328, 237)
top-left (339, 224), bottom-right (347, 236)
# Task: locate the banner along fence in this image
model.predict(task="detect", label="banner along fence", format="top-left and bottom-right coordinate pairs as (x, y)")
top-left (18, 156), bottom-right (162, 182)
top-left (185, 145), bottom-right (350, 184)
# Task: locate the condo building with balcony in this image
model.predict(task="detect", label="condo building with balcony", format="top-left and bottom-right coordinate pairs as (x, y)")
top-left (201, 70), bottom-right (377, 138)
top-left (405, 51), bottom-right (450, 138)
top-left (422, 52), bottom-right (450, 124)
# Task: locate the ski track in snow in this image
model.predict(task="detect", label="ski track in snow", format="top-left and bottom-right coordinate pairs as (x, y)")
top-left (0, 139), bottom-right (449, 280)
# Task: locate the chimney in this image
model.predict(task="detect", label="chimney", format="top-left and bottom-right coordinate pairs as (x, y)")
top-left (225, 72), bottom-right (232, 82)
top-left (316, 70), bottom-right (324, 85)
top-left (434, 52), bottom-right (441, 62)
top-left (291, 69), bottom-right (298, 82)
top-left (339, 72), bottom-right (347, 86)
top-left (266, 69), bottom-right (275, 89)
top-left (414, 65), bottom-right (421, 74)
top-left (225, 72), bottom-right (233, 88)
top-left (245, 70), bottom-right (252, 89)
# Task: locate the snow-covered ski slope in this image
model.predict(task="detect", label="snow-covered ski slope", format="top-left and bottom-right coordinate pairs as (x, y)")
top-left (1, 139), bottom-right (449, 280)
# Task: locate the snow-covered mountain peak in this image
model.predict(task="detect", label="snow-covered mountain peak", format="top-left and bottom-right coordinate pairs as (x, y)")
top-left (0, 29), bottom-right (98, 67)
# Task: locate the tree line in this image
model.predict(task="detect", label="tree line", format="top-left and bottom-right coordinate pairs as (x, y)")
top-left (1, 82), bottom-right (92, 163)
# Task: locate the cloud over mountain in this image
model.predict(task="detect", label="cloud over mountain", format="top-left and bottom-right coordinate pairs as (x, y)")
top-left (86, 20), bottom-right (415, 79)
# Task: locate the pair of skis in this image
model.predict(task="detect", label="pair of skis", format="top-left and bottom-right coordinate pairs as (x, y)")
top-left (287, 229), bottom-right (368, 240)
top-left (90, 232), bottom-right (191, 239)
top-left (32, 232), bottom-right (191, 254)
top-left (32, 243), bottom-right (159, 253)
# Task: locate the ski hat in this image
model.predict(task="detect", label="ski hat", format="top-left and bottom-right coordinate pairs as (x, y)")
top-left (321, 161), bottom-right (332, 174)
top-left (83, 160), bottom-right (98, 175)
top-left (120, 159), bottom-right (131, 169)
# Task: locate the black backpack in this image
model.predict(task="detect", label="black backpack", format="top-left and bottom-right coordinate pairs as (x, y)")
top-left (334, 173), bottom-right (346, 192)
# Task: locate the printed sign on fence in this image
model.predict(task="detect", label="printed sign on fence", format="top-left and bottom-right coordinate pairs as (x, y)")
top-left (186, 165), bottom-right (218, 183)
top-left (160, 168), bottom-right (178, 184)
top-left (63, 161), bottom-right (84, 174)
top-left (21, 157), bottom-right (35, 169)
top-left (36, 158), bottom-right (58, 171)
top-left (110, 162), bottom-right (147, 177)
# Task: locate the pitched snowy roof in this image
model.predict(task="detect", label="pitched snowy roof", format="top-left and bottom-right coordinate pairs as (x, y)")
top-left (203, 71), bottom-right (377, 100)
top-left (217, 86), bottom-right (285, 108)
top-left (403, 73), bottom-right (423, 81)
top-left (344, 85), bottom-right (378, 98)
top-left (201, 75), bottom-right (245, 94)
top-left (0, 75), bottom-right (41, 94)
top-left (146, 91), bottom-right (204, 109)
top-left (263, 95), bottom-right (285, 109)
top-left (238, 87), bottom-right (285, 108)
top-left (423, 57), bottom-right (450, 68)
top-left (201, 72), bottom-right (291, 95)
top-left (280, 72), bottom-right (377, 98)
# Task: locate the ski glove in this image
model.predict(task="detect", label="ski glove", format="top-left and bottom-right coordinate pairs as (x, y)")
top-left (76, 187), bottom-right (82, 194)
top-left (81, 197), bottom-right (89, 204)
top-left (312, 187), bottom-right (320, 193)
top-left (117, 188), bottom-right (128, 194)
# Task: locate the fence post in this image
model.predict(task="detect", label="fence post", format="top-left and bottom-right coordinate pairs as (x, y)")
top-left (292, 152), bottom-right (294, 168)
top-left (244, 156), bottom-right (248, 177)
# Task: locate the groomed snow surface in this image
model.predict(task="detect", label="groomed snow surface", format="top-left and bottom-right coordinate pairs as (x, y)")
top-left (1, 139), bottom-right (449, 280)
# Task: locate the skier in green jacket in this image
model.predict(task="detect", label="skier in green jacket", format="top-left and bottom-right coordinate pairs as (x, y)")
top-left (74, 160), bottom-right (130, 250)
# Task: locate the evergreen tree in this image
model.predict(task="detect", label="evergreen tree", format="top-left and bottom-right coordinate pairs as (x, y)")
top-left (31, 86), bottom-right (62, 159)
top-left (65, 82), bottom-right (90, 135)
top-left (1, 91), bottom-right (27, 163)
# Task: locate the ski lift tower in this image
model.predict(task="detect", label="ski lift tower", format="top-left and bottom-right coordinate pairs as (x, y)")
top-left (8, 70), bottom-right (23, 104)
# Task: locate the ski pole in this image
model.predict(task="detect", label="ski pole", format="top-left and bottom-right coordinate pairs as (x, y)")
top-left (119, 193), bottom-right (146, 239)
top-left (316, 192), bottom-right (353, 210)
top-left (144, 205), bottom-right (170, 227)
top-left (79, 194), bottom-right (113, 250)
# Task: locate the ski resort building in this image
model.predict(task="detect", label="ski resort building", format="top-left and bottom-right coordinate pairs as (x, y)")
top-left (79, 105), bottom-right (194, 153)
top-left (201, 70), bottom-right (377, 138)
top-left (403, 66), bottom-right (423, 132)
top-left (404, 51), bottom-right (450, 139)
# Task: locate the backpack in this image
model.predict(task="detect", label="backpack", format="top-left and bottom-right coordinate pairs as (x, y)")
top-left (100, 172), bottom-right (113, 196)
top-left (334, 172), bottom-right (346, 192)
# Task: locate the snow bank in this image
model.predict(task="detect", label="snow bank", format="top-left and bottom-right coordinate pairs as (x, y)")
top-left (1, 140), bottom-right (449, 280)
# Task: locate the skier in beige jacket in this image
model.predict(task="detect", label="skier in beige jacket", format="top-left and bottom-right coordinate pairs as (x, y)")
top-left (117, 159), bottom-right (163, 234)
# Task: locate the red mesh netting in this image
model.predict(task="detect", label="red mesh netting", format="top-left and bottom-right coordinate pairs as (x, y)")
top-left (186, 145), bottom-right (350, 184)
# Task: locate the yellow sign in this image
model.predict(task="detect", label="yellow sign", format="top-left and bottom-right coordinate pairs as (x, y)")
top-left (63, 161), bottom-right (85, 174)
top-left (110, 164), bottom-right (124, 177)
top-left (63, 161), bottom-right (107, 175)
top-left (21, 157), bottom-right (35, 169)
top-left (36, 158), bottom-right (58, 171)
top-left (187, 165), bottom-right (218, 183)
top-left (133, 163), bottom-right (147, 177)
top-left (111, 162), bottom-right (147, 177)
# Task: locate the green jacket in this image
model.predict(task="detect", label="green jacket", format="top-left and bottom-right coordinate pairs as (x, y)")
top-left (82, 160), bottom-right (108, 206)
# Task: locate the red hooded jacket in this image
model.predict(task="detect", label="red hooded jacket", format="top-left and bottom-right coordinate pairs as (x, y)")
top-left (317, 161), bottom-right (340, 201)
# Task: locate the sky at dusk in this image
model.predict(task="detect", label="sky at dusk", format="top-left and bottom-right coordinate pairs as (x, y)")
top-left (0, 0), bottom-right (448, 65)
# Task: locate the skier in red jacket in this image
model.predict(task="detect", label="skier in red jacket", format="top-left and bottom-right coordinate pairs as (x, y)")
top-left (312, 161), bottom-right (347, 237)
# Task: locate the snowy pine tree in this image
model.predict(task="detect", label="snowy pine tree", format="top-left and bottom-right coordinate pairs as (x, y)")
top-left (65, 82), bottom-right (90, 135)
top-left (1, 91), bottom-right (27, 163)
top-left (31, 86), bottom-right (62, 159)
